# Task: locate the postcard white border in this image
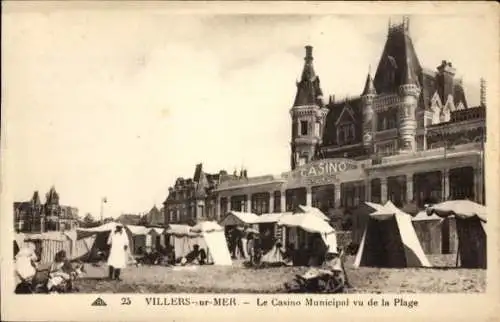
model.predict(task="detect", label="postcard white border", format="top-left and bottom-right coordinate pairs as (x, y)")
top-left (1, 1), bottom-right (499, 321)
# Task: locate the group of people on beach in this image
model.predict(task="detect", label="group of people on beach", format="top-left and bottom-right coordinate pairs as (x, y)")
top-left (15, 223), bottom-right (348, 294)
top-left (14, 242), bottom-right (84, 293)
top-left (15, 224), bottom-right (131, 293)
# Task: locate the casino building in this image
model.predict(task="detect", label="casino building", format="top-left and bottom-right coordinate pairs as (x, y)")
top-left (211, 18), bottom-right (486, 222)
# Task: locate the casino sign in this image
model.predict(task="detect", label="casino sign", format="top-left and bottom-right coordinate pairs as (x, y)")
top-left (282, 159), bottom-right (360, 186)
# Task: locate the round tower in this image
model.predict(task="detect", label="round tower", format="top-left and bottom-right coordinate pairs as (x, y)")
top-left (289, 46), bottom-right (329, 170)
top-left (398, 83), bottom-right (421, 152)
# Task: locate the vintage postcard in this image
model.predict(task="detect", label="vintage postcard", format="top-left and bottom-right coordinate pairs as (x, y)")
top-left (1, 1), bottom-right (499, 321)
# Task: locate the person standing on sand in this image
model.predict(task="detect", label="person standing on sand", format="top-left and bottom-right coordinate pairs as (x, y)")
top-left (107, 225), bottom-right (130, 281)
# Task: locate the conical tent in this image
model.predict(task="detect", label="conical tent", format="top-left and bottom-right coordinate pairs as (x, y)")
top-left (354, 201), bottom-right (431, 268)
top-left (427, 200), bottom-right (487, 268)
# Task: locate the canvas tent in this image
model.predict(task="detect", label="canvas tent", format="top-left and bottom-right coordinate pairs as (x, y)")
top-left (349, 202), bottom-right (386, 245)
top-left (14, 231), bottom-right (76, 264)
top-left (426, 200), bottom-right (486, 268)
top-left (164, 222), bottom-right (232, 265)
top-left (354, 201), bottom-right (431, 268)
top-left (148, 227), bottom-right (166, 250)
top-left (126, 225), bottom-right (153, 254)
top-left (412, 210), bottom-right (458, 254)
top-left (254, 213), bottom-right (287, 251)
top-left (219, 211), bottom-right (260, 259)
top-left (164, 224), bottom-right (199, 259)
top-left (190, 221), bottom-right (232, 265)
top-left (76, 222), bottom-right (122, 261)
top-left (77, 222), bottom-right (149, 259)
top-left (277, 210), bottom-right (337, 254)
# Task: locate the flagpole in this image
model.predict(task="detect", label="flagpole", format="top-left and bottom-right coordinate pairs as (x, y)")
top-left (100, 198), bottom-right (104, 224)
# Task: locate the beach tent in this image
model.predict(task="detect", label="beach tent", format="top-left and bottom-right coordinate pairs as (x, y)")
top-left (164, 224), bottom-right (200, 260)
top-left (219, 212), bottom-right (261, 259)
top-left (426, 200), bottom-right (486, 268)
top-left (277, 210), bottom-right (338, 254)
top-left (412, 210), bottom-right (458, 255)
top-left (255, 213), bottom-right (287, 251)
top-left (349, 202), bottom-right (386, 245)
top-left (354, 201), bottom-right (431, 268)
top-left (126, 225), bottom-right (153, 254)
top-left (77, 222), bottom-right (143, 259)
top-left (190, 221), bottom-right (232, 266)
top-left (148, 227), bottom-right (166, 249)
top-left (15, 231), bottom-right (76, 264)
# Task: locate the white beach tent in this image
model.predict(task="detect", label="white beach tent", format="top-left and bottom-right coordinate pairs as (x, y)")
top-left (354, 201), bottom-right (431, 268)
top-left (77, 222), bottom-right (151, 255)
top-left (165, 224), bottom-right (201, 261)
top-left (190, 221), bottom-right (232, 266)
top-left (277, 211), bottom-right (338, 253)
top-left (126, 224), bottom-right (153, 253)
top-left (148, 227), bottom-right (166, 249)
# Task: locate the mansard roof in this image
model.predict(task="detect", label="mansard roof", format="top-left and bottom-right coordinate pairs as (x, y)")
top-left (373, 20), bottom-right (422, 94)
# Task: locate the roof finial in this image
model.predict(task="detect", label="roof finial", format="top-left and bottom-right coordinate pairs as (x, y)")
top-left (403, 16), bottom-right (410, 33)
top-left (305, 45), bottom-right (313, 62)
top-left (480, 77), bottom-right (486, 107)
top-left (368, 64), bottom-right (372, 75)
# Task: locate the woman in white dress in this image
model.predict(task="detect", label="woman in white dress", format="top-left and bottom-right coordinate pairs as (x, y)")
top-left (14, 241), bottom-right (38, 292)
top-left (107, 225), bottom-right (130, 281)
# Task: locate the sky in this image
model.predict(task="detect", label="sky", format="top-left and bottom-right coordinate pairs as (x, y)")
top-left (2, 4), bottom-right (493, 219)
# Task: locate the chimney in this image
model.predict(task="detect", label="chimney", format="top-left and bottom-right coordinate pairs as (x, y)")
top-left (437, 60), bottom-right (456, 76)
top-left (436, 60), bottom-right (456, 103)
top-left (305, 45), bottom-right (313, 62)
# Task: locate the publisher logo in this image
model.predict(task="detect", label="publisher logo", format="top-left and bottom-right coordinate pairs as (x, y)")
top-left (91, 297), bottom-right (107, 306)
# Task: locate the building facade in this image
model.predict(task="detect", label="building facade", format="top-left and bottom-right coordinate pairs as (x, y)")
top-left (212, 18), bottom-right (485, 221)
top-left (117, 213), bottom-right (142, 226)
top-left (14, 187), bottom-right (79, 233)
top-left (163, 163), bottom-right (231, 225)
top-left (141, 205), bottom-right (165, 227)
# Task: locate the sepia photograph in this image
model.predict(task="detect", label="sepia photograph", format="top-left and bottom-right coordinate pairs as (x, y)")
top-left (2, 3), bottom-right (497, 315)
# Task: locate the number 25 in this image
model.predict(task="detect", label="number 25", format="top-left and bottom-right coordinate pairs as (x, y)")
top-left (121, 297), bottom-right (131, 305)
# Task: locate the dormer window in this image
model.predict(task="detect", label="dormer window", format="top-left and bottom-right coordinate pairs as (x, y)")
top-left (337, 123), bottom-right (356, 146)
